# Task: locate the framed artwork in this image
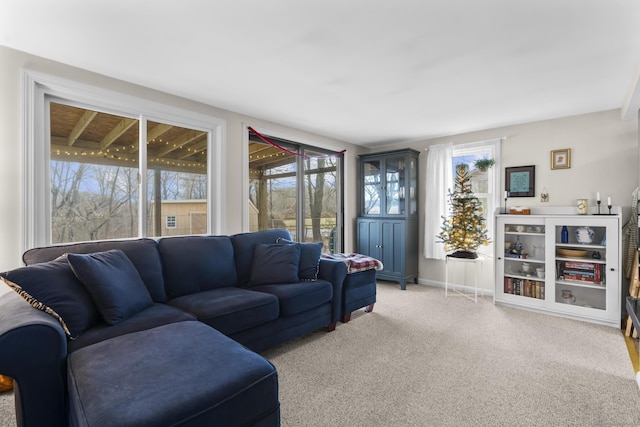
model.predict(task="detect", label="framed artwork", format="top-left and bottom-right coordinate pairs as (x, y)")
top-left (551, 148), bottom-right (571, 169)
top-left (505, 165), bottom-right (535, 197)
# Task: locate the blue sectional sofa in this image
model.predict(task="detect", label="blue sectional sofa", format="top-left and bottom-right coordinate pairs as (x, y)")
top-left (0, 228), bottom-right (348, 427)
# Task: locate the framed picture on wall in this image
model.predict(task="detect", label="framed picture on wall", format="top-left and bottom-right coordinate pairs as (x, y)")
top-left (551, 148), bottom-right (571, 169)
top-left (505, 165), bottom-right (535, 197)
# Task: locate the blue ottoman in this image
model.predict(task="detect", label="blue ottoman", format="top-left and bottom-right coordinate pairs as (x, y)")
top-left (67, 321), bottom-right (280, 426)
top-left (341, 269), bottom-right (377, 323)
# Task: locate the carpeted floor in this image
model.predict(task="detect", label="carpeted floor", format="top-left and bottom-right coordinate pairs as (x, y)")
top-left (1, 282), bottom-right (638, 426)
top-left (262, 282), bottom-right (640, 426)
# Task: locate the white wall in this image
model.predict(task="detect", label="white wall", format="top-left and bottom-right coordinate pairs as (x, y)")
top-left (376, 110), bottom-right (638, 290)
top-left (0, 45), bottom-right (364, 270)
top-left (1, 45), bottom-right (637, 288)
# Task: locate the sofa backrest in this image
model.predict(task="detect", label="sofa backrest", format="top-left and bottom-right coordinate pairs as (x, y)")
top-left (157, 235), bottom-right (237, 299)
top-left (22, 238), bottom-right (167, 303)
top-left (230, 228), bottom-right (292, 287)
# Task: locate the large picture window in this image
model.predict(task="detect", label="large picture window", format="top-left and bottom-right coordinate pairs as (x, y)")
top-left (24, 71), bottom-right (224, 248)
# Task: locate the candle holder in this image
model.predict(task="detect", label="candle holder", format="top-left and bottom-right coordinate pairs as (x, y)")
top-left (504, 196), bottom-right (508, 214)
top-left (596, 200), bottom-right (601, 215)
top-left (608, 203), bottom-right (612, 215)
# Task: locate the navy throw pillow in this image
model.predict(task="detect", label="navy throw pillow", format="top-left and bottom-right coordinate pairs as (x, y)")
top-left (275, 238), bottom-right (323, 281)
top-left (68, 250), bottom-right (153, 325)
top-left (0, 254), bottom-right (100, 339)
top-left (248, 243), bottom-right (301, 285)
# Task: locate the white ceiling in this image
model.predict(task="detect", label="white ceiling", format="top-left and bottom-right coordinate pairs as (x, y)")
top-left (1, 1), bottom-right (639, 147)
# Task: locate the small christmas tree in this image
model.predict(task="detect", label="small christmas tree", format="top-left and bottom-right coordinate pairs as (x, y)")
top-left (438, 163), bottom-right (490, 258)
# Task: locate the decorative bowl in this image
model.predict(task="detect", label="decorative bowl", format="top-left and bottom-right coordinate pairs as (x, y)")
top-left (557, 248), bottom-right (588, 258)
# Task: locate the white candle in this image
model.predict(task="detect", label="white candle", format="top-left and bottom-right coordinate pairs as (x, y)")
top-left (607, 197), bottom-right (611, 206)
top-left (596, 192), bottom-right (600, 202)
top-left (504, 191), bottom-right (508, 199)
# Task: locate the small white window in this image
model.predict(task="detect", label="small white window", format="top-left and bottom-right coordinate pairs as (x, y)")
top-left (450, 140), bottom-right (501, 255)
top-left (166, 215), bottom-right (177, 229)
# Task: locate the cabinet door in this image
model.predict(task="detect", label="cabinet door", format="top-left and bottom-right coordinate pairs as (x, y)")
top-left (384, 156), bottom-right (406, 216)
top-left (380, 219), bottom-right (405, 275)
top-left (408, 155), bottom-right (418, 216)
top-left (357, 218), bottom-right (381, 260)
top-left (545, 217), bottom-right (620, 325)
top-left (495, 216), bottom-right (547, 307)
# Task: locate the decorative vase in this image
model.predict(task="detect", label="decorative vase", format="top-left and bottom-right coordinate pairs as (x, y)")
top-left (575, 226), bottom-right (594, 244)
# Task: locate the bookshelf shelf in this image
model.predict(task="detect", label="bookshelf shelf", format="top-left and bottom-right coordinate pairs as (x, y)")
top-left (495, 208), bottom-right (621, 328)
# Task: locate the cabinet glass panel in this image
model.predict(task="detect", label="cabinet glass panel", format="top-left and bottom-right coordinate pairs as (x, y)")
top-left (409, 157), bottom-right (417, 215)
top-left (554, 224), bottom-right (607, 311)
top-left (385, 156), bottom-right (405, 215)
top-left (502, 222), bottom-right (546, 300)
top-left (363, 160), bottom-right (381, 215)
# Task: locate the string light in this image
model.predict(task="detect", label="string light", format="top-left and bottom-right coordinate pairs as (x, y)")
top-left (51, 148), bottom-right (206, 169)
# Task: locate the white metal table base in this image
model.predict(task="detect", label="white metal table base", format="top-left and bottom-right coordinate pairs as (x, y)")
top-left (444, 255), bottom-right (484, 303)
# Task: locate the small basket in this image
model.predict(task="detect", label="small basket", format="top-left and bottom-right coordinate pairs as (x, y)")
top-left (509, 207), bottom-right (531, 215)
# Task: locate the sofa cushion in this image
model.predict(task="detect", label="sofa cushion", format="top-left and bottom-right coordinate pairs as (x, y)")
top-left (276, 238), bottom-right (323, 281)
top-left (67, 322), bottom-right (280, 427)
top-left (157, 236), bottom-right (237, 299)
top-left (0, 255), bottom-right (100, 338)
top-left (231, 228), bottom-right (292, 287)
top-left (297, 242), bottom-right (323, 281)
top-left (248, 243), bottom-right (301, 286)
top-left (167, 287), bottom-right (279, 336)
top-left (68, 250), bottom-right (153, 325)
top-left (67, 304), bottom-right (197, 353)
top-left (250, 280), bottom-right (333, 317)
top-left (22, 238), bottom-right (167, 303)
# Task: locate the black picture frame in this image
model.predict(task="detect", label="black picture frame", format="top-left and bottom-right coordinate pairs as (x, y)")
top-left (505, 165), bottom-right (535, 197)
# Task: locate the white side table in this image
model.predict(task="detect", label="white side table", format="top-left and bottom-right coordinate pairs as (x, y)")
top-left (445, 255), bottom-right (484, 303)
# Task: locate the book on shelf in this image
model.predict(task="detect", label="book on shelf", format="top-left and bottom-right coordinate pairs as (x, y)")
top-left (558, 261), bottom-right (604, 284)
top-left (504, 277), bottom-right (544, 299)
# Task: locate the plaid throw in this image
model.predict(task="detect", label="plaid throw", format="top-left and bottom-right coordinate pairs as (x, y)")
top-left (321, 253), bottom-right (383, 274)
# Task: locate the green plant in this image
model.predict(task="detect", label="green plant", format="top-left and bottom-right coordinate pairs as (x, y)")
top-left (474, 158), bottom-right (495, 172)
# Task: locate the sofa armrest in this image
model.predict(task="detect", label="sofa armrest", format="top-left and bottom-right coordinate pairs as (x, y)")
top-left (317, 259), bottom-right (347, 324)
top-left (0, 291), bottom-right (68, 427)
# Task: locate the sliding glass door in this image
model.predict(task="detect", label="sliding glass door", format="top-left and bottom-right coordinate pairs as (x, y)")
top-left (248, 133), bottom-right (342, 252)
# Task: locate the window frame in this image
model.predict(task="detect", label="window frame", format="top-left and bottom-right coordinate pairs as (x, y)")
top-left (23, 70), bottom-right (226, 249)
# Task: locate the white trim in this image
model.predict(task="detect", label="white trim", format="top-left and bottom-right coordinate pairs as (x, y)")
top-left (23, 69), bottom-right (226, 247)
top-left (241, 122), bottom-right (251, 231)
top-left (138, 115), bottom-right (148, 237)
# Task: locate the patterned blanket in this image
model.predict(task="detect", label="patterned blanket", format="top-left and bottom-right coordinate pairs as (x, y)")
top-left (321, 253), bottom-right (384, 274)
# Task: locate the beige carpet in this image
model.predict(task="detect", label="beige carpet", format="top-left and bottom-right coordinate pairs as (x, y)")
top-left (1, 282), bottom-right (639, 426)
top-left (263, 282), bottom-right (640, 426)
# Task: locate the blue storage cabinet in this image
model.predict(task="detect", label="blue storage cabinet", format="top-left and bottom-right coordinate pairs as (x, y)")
top-left (357, 149), bottom-right (419, 290)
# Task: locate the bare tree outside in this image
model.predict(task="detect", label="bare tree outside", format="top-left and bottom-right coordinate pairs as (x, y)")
top-left (51, 161), bottom-right (138, 243)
